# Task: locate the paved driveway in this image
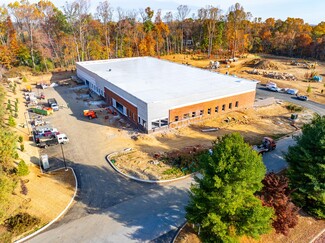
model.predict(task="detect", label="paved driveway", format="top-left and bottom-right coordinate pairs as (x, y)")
top-left (28, 85), bottom-right (313, 242)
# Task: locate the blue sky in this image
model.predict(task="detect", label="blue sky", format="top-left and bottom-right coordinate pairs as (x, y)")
top-left (2, 0), bottom-right (324, 25)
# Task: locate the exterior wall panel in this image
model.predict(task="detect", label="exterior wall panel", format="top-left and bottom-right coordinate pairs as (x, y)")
top-left (168, 91), bottom-right (256, 128)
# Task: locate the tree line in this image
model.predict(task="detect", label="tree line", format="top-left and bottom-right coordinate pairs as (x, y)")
top-left (0, 0), bottom-right (324, 71)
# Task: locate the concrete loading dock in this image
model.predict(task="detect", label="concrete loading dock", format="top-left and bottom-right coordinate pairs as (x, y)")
top-left (76, 57), bottom-right (257, 133)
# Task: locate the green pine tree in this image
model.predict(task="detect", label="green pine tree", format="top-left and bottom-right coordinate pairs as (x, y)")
top-left (186, 133), bottom-right (274, 242)
top-left (285, 115), bottom-right (325, 218)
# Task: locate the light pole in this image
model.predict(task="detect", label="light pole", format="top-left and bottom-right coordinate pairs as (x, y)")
top-left (60, 143), bottom-right (68, 171)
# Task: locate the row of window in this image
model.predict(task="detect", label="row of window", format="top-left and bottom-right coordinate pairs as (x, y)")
top-left (174, 101), bottom-right (239, 122)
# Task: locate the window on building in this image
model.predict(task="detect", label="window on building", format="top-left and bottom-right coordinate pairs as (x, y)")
top-left (235, 101), bottom-right (239, 107)
top-left (183, 113), bottom-right (190, 119)
top-left (229, 103), bottom-right (232, 109)
top-left (215, 106), bottom-right (219, 113)
top-left (192, 112), bottom-right (196, 117)
top-left (208, 108), bottom-right (211, 115)
top-left (138, 116), bottom-right (141, 124)
top-left (200, 110), bottom-right (204, 115)
top-left (222, 104), bottom-right (225, 111)
top-left (175, 116), bottom-right (179, 122)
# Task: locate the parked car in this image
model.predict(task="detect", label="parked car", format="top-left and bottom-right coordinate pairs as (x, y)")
top-left (287, 89), bottom-right (298, 95)
top-left (267, 86), bottom-right (281, 92)
top-left (297, 95), bottom-right (308, 101)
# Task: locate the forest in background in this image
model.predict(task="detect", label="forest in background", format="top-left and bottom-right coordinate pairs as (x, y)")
top-left (0, 0), bottom-right (325, 72)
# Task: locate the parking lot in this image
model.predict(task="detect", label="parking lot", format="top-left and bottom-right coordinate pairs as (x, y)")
top-left (27, 84), bottom-right (159, 215)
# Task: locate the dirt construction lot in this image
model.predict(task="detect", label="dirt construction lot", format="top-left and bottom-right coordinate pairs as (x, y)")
top-left (162, 54), bottom-right (325, 104)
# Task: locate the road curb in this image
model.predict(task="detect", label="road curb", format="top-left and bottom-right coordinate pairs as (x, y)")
top-left (171, 221), bottom-right (187, 243)
top-left (15, 166), bottom-right (78, 243)
top-left (106, 152), bottom-right (194, 184)
top-left (310, 228), bottom-right (325, 243)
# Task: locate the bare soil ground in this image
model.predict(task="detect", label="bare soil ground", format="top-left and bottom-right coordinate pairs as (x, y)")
top-left (113, 103), bottom-right (313, 180)
top-left (0, 78), bottom-right (75, 241)
top-left (176, 211), bottom-right (325, 243)
top-left (161, 54), bottom-right (325, 104)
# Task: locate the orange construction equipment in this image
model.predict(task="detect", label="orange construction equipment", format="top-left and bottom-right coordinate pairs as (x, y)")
top-left (83, 110), bottom-right (97, 119)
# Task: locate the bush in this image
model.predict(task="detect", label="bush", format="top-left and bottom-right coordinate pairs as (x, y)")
top-left (5, 213), bottom-right (40, 235)
top-left (306, 85), bottom-right (312, 94)
top-left (18, 136), bottom-right (23, 143)
top-left (20, 179), bottom-right (28, 195)
top-left (20, 144), bottom-right (25, 152)
top-left (162, 167), bottom-right (183, 176)
top-left (6, 103), bottom-right (11, 111)
top-left (17, 160), bottom-right (29, 176)
top-left (286, 104), bottom-right (303, 112)
top-left (8, 115), bottom-right (16, 127)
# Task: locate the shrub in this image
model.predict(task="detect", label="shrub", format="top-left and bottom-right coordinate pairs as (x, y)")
top-left (306, 85), bottom-right (312, 94)
top-left (8, 115), bottom-right (16, 127)
top-left (6, 103), bottom-right (11, 111)
top-left (18, 136), bottom-right (23, 143)
top-left (20, 144), bottom-right (25, 152)
top-left (5, 213), bottom-right (40, 235)
top-left (162, 167), bottom-right (183, 176)
top-left (17, 160), bottom-right (29, 176)
top-left (20, 179), bottom-right (28, 195)
top-left (286, 104), bottom-right (303, 112)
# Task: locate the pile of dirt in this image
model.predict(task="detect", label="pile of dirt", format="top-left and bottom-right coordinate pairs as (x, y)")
top-left (246, 59), bottom-right (285, 70)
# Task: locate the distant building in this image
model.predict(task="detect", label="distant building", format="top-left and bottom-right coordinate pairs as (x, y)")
top-left (76, 57), bottom-right (257, 133)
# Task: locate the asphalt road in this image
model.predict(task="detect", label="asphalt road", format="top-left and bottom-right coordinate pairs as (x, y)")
top-left (256, 84), bottom-right (325, 116)
top-left (28, 84), bottom-right (324, 242)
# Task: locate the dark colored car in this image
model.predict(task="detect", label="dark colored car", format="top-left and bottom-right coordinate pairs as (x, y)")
top-left (297, 95), bottom-right (308, 101)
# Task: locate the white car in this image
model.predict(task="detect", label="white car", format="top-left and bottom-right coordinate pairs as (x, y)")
top-left (287, 89), bottom-right (298, 95)
top-left (267, 86), bottom-right (280, 92)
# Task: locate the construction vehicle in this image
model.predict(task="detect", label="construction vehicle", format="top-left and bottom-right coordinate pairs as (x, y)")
top-left (83, 110), bottom-right (97, 119)
top-left (253, 137), bottom-right (276, 155)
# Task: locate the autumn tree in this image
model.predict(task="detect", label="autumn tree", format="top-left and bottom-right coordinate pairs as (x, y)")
top-left (186, 133), bottom-right (274, 242)
top-left (285, 115), bottom-right (325, 219)
top-left (176, 5), bottom-right (190, 53)
top-left (226, 3), bottom-right (250, 58)
top-left (96, 0), bottom-right (113, 59)
top-left (8, 0), bottom-right (42, 69)
top-left (260, 173), bottom-right (299, 235)
top-left (200, 6), bottom-right (221, 58)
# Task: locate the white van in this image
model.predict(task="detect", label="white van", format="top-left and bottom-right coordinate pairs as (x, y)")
top-left (56, 134), bottom-right (69, 144)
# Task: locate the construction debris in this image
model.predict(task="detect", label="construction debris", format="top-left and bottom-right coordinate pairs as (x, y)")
top-left (201, 128), bottom-right (219, 132)
top-left (246, 69), bottom-right (297, 80)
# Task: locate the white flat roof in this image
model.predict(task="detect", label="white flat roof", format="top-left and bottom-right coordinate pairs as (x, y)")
top-left (77, 57), bottom-right (256, 104)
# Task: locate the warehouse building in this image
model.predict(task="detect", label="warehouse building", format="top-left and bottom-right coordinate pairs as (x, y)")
top-left (76, 57), bottom-right (257, 133)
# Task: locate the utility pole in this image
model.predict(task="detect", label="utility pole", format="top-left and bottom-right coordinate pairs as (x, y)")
top-left (60, 143), bottom-right (68, 171)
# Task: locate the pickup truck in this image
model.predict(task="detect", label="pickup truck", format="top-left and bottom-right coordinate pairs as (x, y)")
top-left (48, 98), bottom-right (59, 111)
top-left (36, 134), bottom-right (69, 148)
top-left (253, 137), bottom-right (276, 155)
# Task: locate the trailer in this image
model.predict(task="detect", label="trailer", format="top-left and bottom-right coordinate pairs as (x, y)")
top-left (30, 107), bottom-right (53, 116)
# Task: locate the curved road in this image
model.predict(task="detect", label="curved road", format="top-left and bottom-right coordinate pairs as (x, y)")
top-left (29, 85), bottom-right (324, 242)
